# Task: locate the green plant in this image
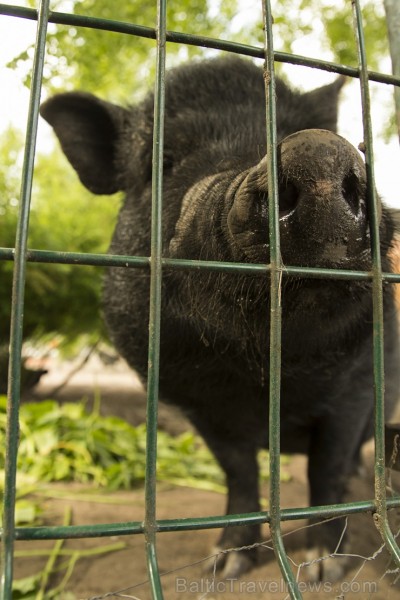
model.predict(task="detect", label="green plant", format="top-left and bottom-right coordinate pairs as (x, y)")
top-left (0, 396), bottom-right (290, 500)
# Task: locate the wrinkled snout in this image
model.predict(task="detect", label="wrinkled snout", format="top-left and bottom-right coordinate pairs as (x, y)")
top-left (228, 128), bottom-right (371, 267)
top-left (277, 129), bottom-right (367, 220)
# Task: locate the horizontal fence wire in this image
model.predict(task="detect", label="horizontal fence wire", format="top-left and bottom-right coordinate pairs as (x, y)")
top-left (1, 2), bottom-right (400, 86)
top-left (10, 496), bottom-right (400, 541)
top-left (1, 1), bottom-right (400, 599)
top-left (1, 248), bottom-right (400, 282)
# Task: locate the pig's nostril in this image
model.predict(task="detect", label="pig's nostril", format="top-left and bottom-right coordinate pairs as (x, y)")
top-left (279, 181), bottom-right (299, 217)
top-left (342, 171), bottom-right (360, 216)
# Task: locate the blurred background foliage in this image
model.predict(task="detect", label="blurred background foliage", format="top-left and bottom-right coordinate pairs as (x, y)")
top-left (0, 0), bottom-right (398, 384)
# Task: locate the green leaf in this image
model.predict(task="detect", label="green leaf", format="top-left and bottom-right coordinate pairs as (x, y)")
top-left (12, 574), bottom-right (40, 597)
top-left (14, 499), bottom-right (41, 525)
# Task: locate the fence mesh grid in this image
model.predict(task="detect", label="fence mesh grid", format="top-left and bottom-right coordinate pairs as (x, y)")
top-left (1, 1), bottom-right (400, 599)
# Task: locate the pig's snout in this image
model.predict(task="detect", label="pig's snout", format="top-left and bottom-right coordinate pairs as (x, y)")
top-left (277, 129), bottom-right (367, 221)
top-left (278, 177), bottom-right (343, 220)
top-left (228, 128), bottom-right (370, 266)
top-left (278, 170), bottom-right (363, 221)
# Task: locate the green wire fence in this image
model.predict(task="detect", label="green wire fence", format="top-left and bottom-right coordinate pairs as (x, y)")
top-left (1, 1), bottom-right (400, 599)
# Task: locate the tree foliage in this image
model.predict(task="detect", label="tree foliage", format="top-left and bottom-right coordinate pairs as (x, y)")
top-left (10, 0), bottom-right (239, 101)
top-left (0, 130), bottom-right (117, 345)
top-left (270, 0), bottom-right (388, 70)
top-left (9, 1), bottom-right (390, 95)
top-left (383, 0), bottom-right (400, 141)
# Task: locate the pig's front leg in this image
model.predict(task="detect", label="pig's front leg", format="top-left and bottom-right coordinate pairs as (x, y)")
top-left (197, 430), bottom-right (262, 578)
top-left (305, 418), bottom-right (361, 582)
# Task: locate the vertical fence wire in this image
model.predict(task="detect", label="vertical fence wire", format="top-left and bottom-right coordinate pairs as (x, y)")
top-left (262, 1), bottom-right (302, 598)
top-left (0, 1), bottom-right (50, 597)
top-left (352, 0), bottom-right (400, 568)
top-left (144, 0), bottom-right (167, 597)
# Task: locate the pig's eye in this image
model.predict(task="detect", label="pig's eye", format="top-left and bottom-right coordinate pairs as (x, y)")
top-left (163, 153), bottom-right (174, 170)
top-left (342, 171), bottom-right (363, 217)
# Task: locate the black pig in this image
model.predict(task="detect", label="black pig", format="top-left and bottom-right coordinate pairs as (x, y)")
top-left (40, 56), bottom-right (400, 581)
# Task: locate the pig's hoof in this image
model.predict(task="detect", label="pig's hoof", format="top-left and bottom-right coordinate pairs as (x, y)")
top-left (221, 551), bottom-right (254, 579)
top-left (202, 547), bottom-right (226, 574)
top-left (305, 547), bottom-right (349, 582)
top-left (203, 547), bottom-right (255, 579)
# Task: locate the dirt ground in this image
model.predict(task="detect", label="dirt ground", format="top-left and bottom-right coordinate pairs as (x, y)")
top-left (16, 354), bottom-right (400, 599)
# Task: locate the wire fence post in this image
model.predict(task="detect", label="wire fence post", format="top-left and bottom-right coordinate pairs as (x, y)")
top-left (144, 0), bottom-right (167, 597)
top-left (0, 1), bottom-right (50, 597)
top-left (262, 1), bottom-right (303, 597)
top-left (352, 0), bottom-right (400, 569)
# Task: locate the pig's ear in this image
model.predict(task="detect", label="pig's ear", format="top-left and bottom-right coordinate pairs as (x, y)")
top-left (40, 92), bottom-right (129, 195)
top-left (303, 76), bottom-right (346, 132)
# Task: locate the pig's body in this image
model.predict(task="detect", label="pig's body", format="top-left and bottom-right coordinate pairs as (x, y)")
top-left (41, 56), bottom-right (400, 580)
